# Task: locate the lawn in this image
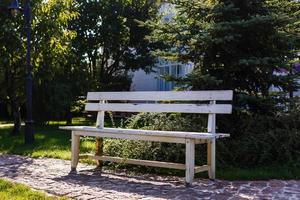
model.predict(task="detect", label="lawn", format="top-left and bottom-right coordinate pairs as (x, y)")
top-left (0, 179), bottom-right (65, 200)
top-left (0, 120), bottom-right (299, 180)
top-left (0, 119), bottom-right (96, 161)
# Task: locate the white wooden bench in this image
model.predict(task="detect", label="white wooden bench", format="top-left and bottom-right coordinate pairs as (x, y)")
top-left (60, 90), bottom-right (233, 185)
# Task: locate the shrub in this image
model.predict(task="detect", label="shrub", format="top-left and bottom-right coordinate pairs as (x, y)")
top-left (104, 113), bottom-right (207, 165)
top-left (222, 107), bottom-right (300, 167)
top-left (104, 103), bottom-right (300, 168)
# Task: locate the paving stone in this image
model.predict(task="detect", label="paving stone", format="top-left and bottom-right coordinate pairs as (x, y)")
top-left (0, 154), bottom-right (299, 199)
top-left (249, 181), bottom-right (268, 188)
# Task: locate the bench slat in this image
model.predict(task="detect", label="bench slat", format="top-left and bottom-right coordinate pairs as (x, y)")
top-left (195, 165), bottom-right (210, 173)
top-left (60, 126), bottom-right (230, 139)
top-left (88, 155), bottom-right (186, 170)
top-left (87, 90), bottom-right (233, 101)
top-left (85, 103), bottom-right (232, 114)
top-left (80, 154), bottom-right (210, 172)
top-left (72, 130), bottom-right (187, 143)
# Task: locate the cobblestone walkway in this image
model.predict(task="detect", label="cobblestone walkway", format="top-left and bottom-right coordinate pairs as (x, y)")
top-left (0, 155), bottom-right (299, 200)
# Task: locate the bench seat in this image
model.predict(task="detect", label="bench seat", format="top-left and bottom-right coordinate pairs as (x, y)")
top-left (60, 126), bottom-right (230, 140)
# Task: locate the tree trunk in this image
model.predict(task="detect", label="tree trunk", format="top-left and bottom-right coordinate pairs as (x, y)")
top-left (66, 109), bottom-right (72, 125)
top-left (6, 70), bottom-right (21, 136)
top-left (10, 90), bottom-right (21, 136)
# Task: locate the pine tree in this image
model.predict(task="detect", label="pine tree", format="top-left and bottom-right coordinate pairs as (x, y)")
top-left (150, 0), bottom-right (300, 98)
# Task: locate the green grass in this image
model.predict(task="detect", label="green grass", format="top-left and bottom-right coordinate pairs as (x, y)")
top-left (0, 120), bottom-right (299, 180)
top-left (0, 120), bottom-right (97, 160)
top-left (0, 179), bottom-right (66, 200)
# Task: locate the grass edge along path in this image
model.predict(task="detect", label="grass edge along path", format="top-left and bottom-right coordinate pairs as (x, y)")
top-left (0, 178), bottom-right (66, 200)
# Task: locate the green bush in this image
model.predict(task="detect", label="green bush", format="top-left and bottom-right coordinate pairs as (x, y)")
top-left (104, 103), bottom-right (300, 168)
top-left (222, 108), bottom-right (300, 167)
top-left (104, 113), bottom-right (208, 166)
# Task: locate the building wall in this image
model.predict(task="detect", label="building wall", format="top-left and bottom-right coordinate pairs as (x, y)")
top-left (130, 3), bottom-right (193, 92)
top-left (130, 70), bottom-right (157, 91)
top-left (130, 59), bottom-right (193, 91)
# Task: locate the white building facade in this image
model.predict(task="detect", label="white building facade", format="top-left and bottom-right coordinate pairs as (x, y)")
top-left (130, 3), bottom-right (194, 91)
top-left (130, 59), bottom-right (193, 91)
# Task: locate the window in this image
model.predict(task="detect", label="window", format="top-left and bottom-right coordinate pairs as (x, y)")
top-left (156, 62), bottom-right (187, 91)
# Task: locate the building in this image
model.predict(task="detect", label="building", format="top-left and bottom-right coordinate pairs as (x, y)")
top-left (130, 3), bottom-right (194, 91)
top-left (130, 59), bottom-right (193, 91)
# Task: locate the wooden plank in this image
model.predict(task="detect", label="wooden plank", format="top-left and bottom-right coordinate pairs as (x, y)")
top-left (87, 90), bottom-right (233, 101)
top-left (207, 110), bottom-right (216, 134)
top-left (96, 100), bottom-right (105, 128)
top-left (80, 154), bottom-right (207, 172)
top-left (209, 139), bottom-right (216, 180)
top-left (85, 103), bottom-right (232, 114)
top-left (88, 155), bottom-right (186, 170)
top-left (71, 132), bottom-right (80, 171)
top-left (185, 139), bottom-right (195, 185)
top-left (207, 141), bottom-right (212, 176)
top-left (60, 126), bottom-right (230, 140)
top-left (207, 103), bottom-right (216, 179)
top-left (79, 154), bottom-right (89, 159)
top-left (95, 100), bottom-right (105, 169)
top-left (95, 137), bottom-right (103, 169)
top-left (195, 165), bottom-right (210, 173)
top-left (72, 130), bottom-right (187, 143)
top-left (195, 139), bottom-right (207, 144)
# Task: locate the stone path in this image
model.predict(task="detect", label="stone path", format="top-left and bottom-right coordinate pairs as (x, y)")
top-left (0, 155), bottom-right (299, 200)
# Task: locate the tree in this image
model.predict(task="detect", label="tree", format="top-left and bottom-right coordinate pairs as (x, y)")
top-left (146, 1), bottom-right (300, 167)
top-left (0, 0), bottom-right (27, 136)
top-left (31, 0), bottom-right (78, 123)
top-left (71, 0), bottom-right (160, 91)
top-left (0, 0), bottom-right (77, 136)
top-left (150, 0), bottom-right (300, 101)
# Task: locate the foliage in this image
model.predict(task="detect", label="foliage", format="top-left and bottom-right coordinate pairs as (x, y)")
top-left (0, 0), bottom-right (161, 127)
top-left (105, 113), bottom-right (204, 164)
top-left (32, 0), bottom-right (79, 122)
top-left (141, 0), bottom-right (300, 171)
top-left (149, 0), bottom-right (300, 97)
top-left (70, 0), bottom-right (160, 91)
top-left (220, 102), bottom-right (300, 166)
top-left (0, 0), bottom-right (78, 130)
top-left (104, 113), bottom-right (206, 165)
top-left (113, 101), bottom-right (300, 168)
top-left (126, 112), bottom-right (206, 131)
top-left (0, 0), bottom-right (27, 135)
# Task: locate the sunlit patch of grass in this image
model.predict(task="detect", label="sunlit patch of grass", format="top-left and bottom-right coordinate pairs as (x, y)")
top-left (0, 120), bottom-right (12, 125)
top-left (0, 124), bottom-right (96, 160)
top-left (0, 179), bottom-right (67, 200)
top-left (47, 117), bottom-right (96, 126)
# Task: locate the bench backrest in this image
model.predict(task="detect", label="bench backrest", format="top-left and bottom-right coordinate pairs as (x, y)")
top-left (85, 91), bottom-right (233, 114)
top-left (85, 90), bottom-right (233, 132)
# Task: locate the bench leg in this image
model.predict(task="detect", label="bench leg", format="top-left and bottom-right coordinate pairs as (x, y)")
top-left (95, 137), bottom-right (103, 171)
top-left (71, 132), bottom-right (80, 172)
top-left (185, 139), bottom-right (195, 185)
top-left (207, 139), bottom-right (216, 180)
